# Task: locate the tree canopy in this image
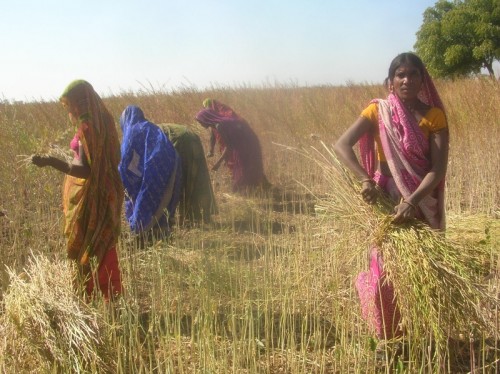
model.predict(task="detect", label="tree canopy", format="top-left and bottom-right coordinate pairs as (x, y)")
top-left (414, 0), bottom-right (500, 78)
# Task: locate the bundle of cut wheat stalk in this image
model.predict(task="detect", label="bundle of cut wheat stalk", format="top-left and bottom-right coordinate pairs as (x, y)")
top-left (0, 254), bottom-right (115, 372)
top-left (309, 142), bottom-right (497, 348)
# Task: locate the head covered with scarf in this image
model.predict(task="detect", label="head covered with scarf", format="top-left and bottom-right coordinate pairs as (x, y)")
top-left (196, 98), bottom-right (244, 128)
top-left (119, 105), bottom-right (181, 233)
top-left (60, 80), bottom-right (124, 266)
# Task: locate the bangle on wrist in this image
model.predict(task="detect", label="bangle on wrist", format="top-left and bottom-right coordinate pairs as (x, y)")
top-left (360, 178), bottom-right (375, 185)
top-left (403, 200), bottom-right (417, 210)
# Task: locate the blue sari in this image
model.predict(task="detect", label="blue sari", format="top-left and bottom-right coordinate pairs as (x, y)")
top-left (119, 105), bottom-right (181, 233)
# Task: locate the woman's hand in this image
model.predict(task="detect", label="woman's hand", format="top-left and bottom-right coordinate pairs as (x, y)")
top-left (31, 154), bottom-right (52, 167)
top-left (392, 200), bottom-right (417, 224)
top-left (360, 180), bottom-right (378, 204)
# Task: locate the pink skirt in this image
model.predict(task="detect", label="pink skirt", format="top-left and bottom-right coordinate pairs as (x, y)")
top-left (356, 247), bottom-right (401, 339)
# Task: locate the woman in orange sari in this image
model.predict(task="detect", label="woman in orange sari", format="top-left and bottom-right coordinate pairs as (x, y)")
top-left (32, 80), bottom-right (124, 300)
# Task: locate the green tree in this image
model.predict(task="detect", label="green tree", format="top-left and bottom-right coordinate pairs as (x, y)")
top-left (415, 0), bottom-right (500, 78)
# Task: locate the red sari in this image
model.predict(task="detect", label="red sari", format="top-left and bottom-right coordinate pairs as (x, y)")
top-left (196, 100), bottom-right (268, 191)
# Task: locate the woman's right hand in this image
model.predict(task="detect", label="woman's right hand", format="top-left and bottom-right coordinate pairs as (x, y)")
top-left (360, 181), bottom-right (378, 204)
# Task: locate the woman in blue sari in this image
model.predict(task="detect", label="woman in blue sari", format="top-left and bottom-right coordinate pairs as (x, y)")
top-left (119, 105), bottom-right (182, 239)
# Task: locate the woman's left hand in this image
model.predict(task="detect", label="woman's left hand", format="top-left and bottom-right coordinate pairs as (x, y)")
top-left (392, 201), bottom-right (417, 224)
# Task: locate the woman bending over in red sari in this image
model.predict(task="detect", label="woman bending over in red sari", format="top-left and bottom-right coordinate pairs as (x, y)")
top-left (196, 99), bottom-right (270, 192)
top-left (334, 52), bottom-right (449, 339)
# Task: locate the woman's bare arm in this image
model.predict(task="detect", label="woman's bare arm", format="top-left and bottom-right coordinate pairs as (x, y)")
top-left (31, 142), bottom-right (90, 179)
top-left (333, 117), bottom-right (378, 204)
top-left (333, 117), bottom-right (374, 181)
top-left (212, 147), bottom-right (230, 171)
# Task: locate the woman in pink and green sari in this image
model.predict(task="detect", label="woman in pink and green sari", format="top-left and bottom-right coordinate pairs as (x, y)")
top-left (334, 52), bottom-right (449, 339)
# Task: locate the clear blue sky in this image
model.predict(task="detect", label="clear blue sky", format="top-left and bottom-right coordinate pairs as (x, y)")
top-left (1, 0), bottom-right (439, 102)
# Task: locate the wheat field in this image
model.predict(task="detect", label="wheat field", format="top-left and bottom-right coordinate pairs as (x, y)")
top-left (0, 79), bottom-right (499, 373)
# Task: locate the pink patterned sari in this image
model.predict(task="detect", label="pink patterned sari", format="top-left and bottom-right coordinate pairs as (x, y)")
top-left (356, 71), bottom-right (446, 339)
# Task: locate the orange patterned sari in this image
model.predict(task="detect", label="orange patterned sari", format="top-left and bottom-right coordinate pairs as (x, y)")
top-left (60, 81), bottom-right (123, 269)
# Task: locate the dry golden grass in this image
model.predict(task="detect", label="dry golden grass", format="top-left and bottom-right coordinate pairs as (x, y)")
top-left (0, 255), bottom-right (115, 372)
top-left (0, 78), bottom-right (499, 373)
